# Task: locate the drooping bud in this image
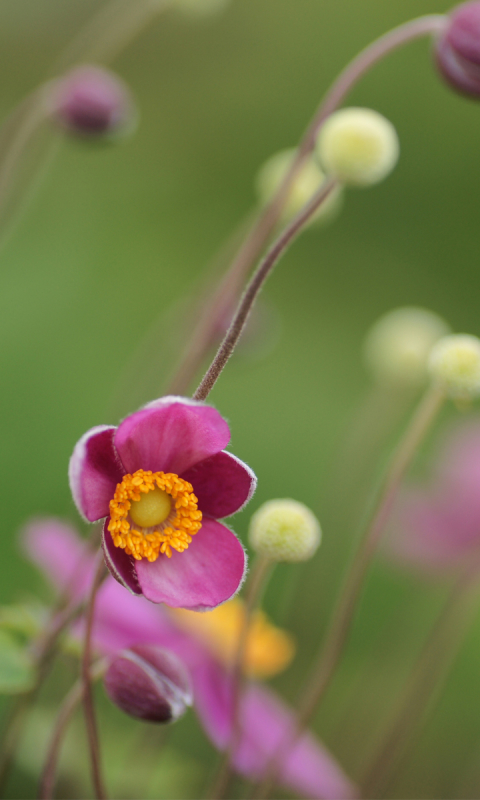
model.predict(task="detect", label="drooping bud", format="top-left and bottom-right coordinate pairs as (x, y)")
top-left (255, 148), bottom-right (343, 225)
top-left (249, 499), bottom-right (321, 563)
top-left (175, 0), bottom-right (230, 16)
top-left (435, 3), bottom-right (480, 98)
top-left (315, 107), bottom-right (399, 187)
top-left (48, 65), bottom-right (136, 139)
top-left (428, 334), bottom-right (480, 399)
top-left (104, 645), bottom-right (192, 723)
top-left (363, 307), bottom-right (451, 386)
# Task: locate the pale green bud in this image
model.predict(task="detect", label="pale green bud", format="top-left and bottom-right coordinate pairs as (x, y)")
top-left (364, 307), bottom-right (451, 386)
top-left (255, 148), bottom-right (343, 225)
top-left (249, 499), bottom-right (321, 563)
top-left (316, 107), bottom-right (399, 187)
top-left (428, 334), bottom-right (480, 399)
top-left (175, 0), bottom-right (230, 16)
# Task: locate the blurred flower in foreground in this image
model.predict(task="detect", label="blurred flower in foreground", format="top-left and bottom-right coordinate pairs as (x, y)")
top-left (23, 520), bottom-right (357, 800)
top-left (386, 419), bottom-right (480, 572)
top-left (316, 107), bottom-right (399, 187)
top-left (429, 333), bottom-right (480, 400)
top-left (255, 148), bottom-right (343, 225)
top-left (363, 307), bottom-right (451, 387)
top-left (435, 2), bottom-right (480, 98)
top-left (48, 65), bottom-right (136, 139)
top-left (105, 644), bottom-right (192, 722)
top-left (69, 396), bottom-right (255, 609)
top-left (249, 499), bottom-right (321, 562)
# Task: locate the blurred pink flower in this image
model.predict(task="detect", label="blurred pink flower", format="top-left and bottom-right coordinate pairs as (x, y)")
top-left (69, 396), bottom-right (255, 610)
top-left (23, 519), bottom-right (357, 800)
top-left (387, 419), bottom-right (480, 572)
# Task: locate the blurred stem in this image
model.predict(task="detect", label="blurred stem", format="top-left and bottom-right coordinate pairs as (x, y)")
top-left (0, 597), bottom-right (85, 794)
top-left (209, 555), bottom-right (273, 800)
top-left (39, 660), bottom-right (107, 800)
top-left (82, 554), bottom-right (108, 800)
top-left (193, 179), bottom-right (337, 400)
top-left (252, 382), bottom-right (446, 799)
top-left (168, 14), bottom-right (446, 397)
top-left (362, 561), bottom-right (480, 799)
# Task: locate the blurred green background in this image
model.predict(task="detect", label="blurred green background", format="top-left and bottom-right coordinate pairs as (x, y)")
top-left (1, 0), bottom-right (480, 797)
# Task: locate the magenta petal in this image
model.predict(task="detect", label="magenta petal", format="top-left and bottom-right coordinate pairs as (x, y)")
top-left (182, 451), bottom-right (256, 518)
top-left (69, 426), bottom-right (125, 521)
top-left (21, 518), bottom-right (95, 602)
top-left (135, 518), bottom-right (246, 610)
top-left (114, 396), bottom-right (230, 476)
top-left (192, 660), bottom-right (357, 800)
top-left (102, 520), bottom-right (142, 595)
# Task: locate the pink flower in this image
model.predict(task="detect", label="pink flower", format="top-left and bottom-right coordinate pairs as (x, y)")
top-left (23, 519), bottom-right (357, 800)
top-left (69, 396), bottom-right (255, 610)
top-left (386, 419), bottom-right (480, 572)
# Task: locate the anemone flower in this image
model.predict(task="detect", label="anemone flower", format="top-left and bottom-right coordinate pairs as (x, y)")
top-left (23, 519), bottom-right (357, 800)
top-left (387, 419), bottom-right (480, 572)
top-left (69, 396), bottom-right (256, 610)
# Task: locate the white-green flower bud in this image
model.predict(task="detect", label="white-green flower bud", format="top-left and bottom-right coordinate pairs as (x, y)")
top-left (428, 334), bottom-right (480, 399)
top-left (316, 107), bottom-right (399, 187)
top-left (363, 307), bottom-right (451, 387)
top-left (249, 499), bottom-right (321, 563)
top-left (175, 0), bottom-right (230, 16)
top-left (255, 148), bottom-right (343, 225)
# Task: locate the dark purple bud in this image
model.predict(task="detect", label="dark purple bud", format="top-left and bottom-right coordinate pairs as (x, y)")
top-left (435, 3), bottom-right (480, 97)
top-left (104, 645), bottom-right (192, 723)
top-left (49, 65), bottom-right (136, 138)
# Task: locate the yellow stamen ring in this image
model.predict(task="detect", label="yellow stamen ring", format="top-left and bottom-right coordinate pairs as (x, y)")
top-left (108, 469), bottom-right (202, 562)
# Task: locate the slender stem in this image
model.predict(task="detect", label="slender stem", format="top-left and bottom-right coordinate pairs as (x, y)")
top-left (39, 660), bottom-right (107, 800)
top-left (193, 179), bottom-right (337, 401)
top-left (82, 555), bottom-right (107, 800)
top-left (209, 556), bottom-right (273, 800)
top-left (168, 15), bottom-right (446, 397)
top-left (362, 562), bottom-right (480, 799)
top-left (252, 382), bottom-right (446, 799)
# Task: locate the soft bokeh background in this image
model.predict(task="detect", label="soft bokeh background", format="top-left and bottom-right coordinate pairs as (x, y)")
top-left (1, 0), bottom-right (480, 797)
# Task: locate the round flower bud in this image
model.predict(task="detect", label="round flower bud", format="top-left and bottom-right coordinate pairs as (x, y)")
top-left (316, 107), bottom-right (399, 187)
top-left (428, 334), bottom-right (480, 398)
top-left (48, 65), bottom-right (136, 139)
top-left (255, 148), bottom-right (343, 226)
top-left (435, 3), bottom-right (480, 98)
top-left (104, 645), bottom-right (192, 723)
top-left (249, 499), bottom-right (321, 563)
top-left (363, 307), bottom-right (451, 386)
top-left (175, 0), bottom-right (230, 16)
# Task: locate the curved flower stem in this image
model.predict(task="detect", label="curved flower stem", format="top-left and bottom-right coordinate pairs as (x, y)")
top-left (39, 659), bottom-right (107, 800)
top-left (193, 179), bottom-right (337, 401)
top-left (169, 14), bottom-right (446, 397)
top-left (82, 554), bottom-right (108, 800)
top-left (362, 560), bottom-right (480, 799)
top-left (209, 555), bottom-right (273, 800)
top-left (252, 382), bottom-right (446, 799)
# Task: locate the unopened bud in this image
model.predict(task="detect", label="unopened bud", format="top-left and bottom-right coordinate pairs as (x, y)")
top-left (48, 65), bottom-right (136, 138)
top-left (428, 334), bottom-right (480, 398)
top-left (316, 107), bottom-right (399, 187)
top-left (255, 148), bottom-right (343, 225)
top-left (364, 307), bottom-right (451, 386)
top-left (104, 645), bottom-right (192, 723)
top-left (435, 3), bottom-right (480, 98)
top-left (249, 499), bottom-right (321, 563)
top-left (175, 0), bottom-right (230, 16)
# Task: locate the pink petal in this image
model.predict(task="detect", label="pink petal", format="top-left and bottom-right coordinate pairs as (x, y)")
top-left (192, 659), bottom-right (357, 800)
top-left (69, 426), bottom-right (125, 521)
top-left (21, 518), bottom-right (95, 602)
top-left (135, 518), bottom-right (246, 610)
top-left (102, 520), bottom-right (142, 595)
top-left (114, 396), bottom-right (230, 476)
top-left (182, 451), bottom-right (256, 518)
